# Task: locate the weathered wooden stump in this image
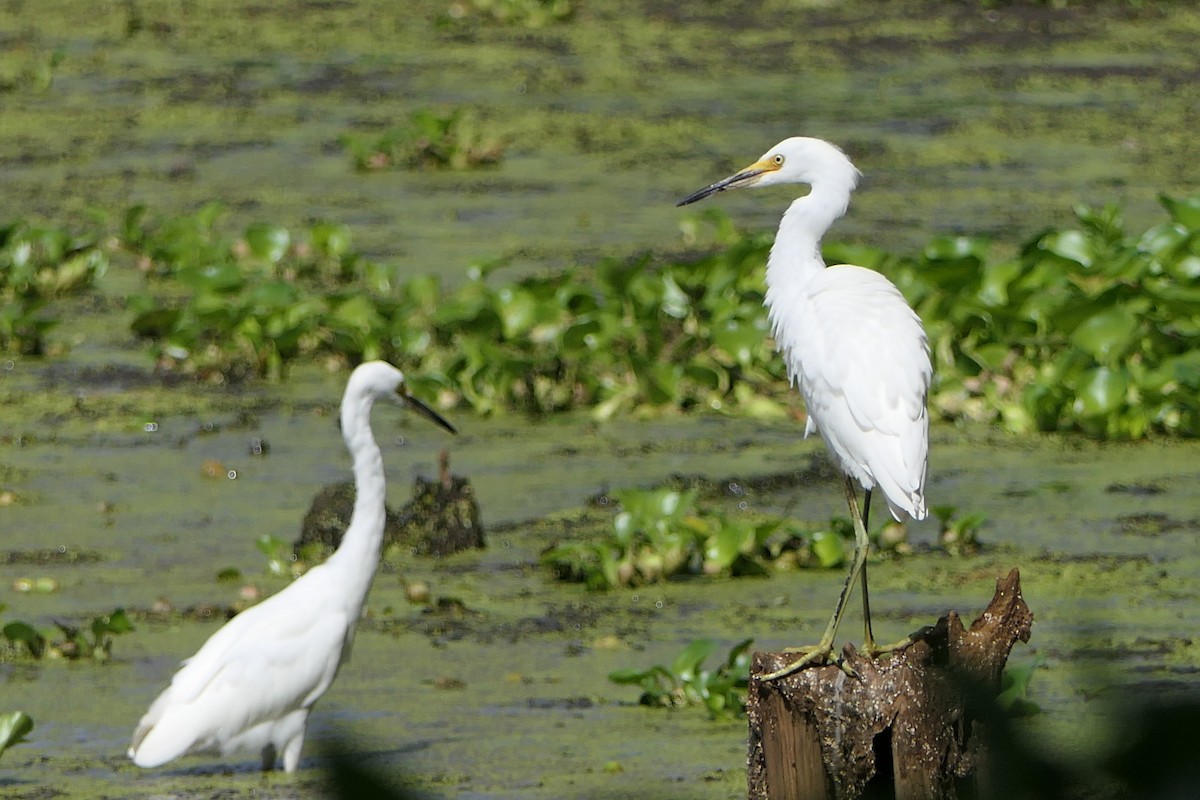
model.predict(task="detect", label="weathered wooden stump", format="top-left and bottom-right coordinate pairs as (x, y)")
top-left (747, 569), bottom-right (1032, 800)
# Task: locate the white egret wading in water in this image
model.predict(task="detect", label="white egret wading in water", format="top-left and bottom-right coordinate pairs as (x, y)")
top-left (678, 137), bottom-right (930, 677)
top-left (129, 361), bottom-right (456, 772)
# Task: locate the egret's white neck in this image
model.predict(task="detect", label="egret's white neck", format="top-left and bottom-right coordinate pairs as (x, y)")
top-left (765, 178), bottom-right (853, 291)
top-left (325, 393), bottom-right (387, 600)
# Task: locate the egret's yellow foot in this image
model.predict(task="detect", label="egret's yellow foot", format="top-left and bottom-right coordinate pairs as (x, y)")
top-left (861, 633), bottom-right (914, 659)
top-left (759, 643), bottom-right (849, 680)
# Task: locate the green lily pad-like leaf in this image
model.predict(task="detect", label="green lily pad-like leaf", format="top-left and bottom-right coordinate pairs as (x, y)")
top-left (607, 667), bottom-right (653, 685)
top-left (178, 262), bottom-right (246, 293)
top-left (704, 522), bottom-right (746, 570)
top-left (1038, 229), bottom-right (1094, 268)
top-left (2, 621), bottom-right (46, 658)
top-left (0, 711), bottom-right (33, 759)
top-left (330, 294), bottom-right (383, 335)
top-left (977, 258), bottom-right (1024, 307)
top-left (1160, 192), bottom-right (1200, 229)
top-left (659, 273), bottom-right (690, 319)
top-left (810, 529), bottom-right (845, 568)
top-left (968, 342), bottom-right (1013, 372)
top-left (1139, 350), bottom-right (1200, 393)
top-left (1137, 221), bottom-right (1189, 261)
top-left (671, 638), bottom-right (716, 682)
top-left (402, 273), bottom-right (442, 311)
top-left (923, 235), bottom-right (988, 264)
top-left (310, 222), bottom-right (351, 258)
top-left (495, 286), bottom-right (538, 339)
top-left (1070, 307), bottom-right (1140, 363)
top-left (244, 223), bottom-right (291, 264)
top-left (1073, 366), bottom-right (1128, 417)
top-left (247, 280), bottom-right (301, 311)
top-left (91, 608), bottom-right (134, 638)
top-left (712, 317), bottom-right (767, 366)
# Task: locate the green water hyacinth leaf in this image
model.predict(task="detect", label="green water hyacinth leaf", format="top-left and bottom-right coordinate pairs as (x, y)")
top-left (245, 223), bottom-right (291, 263)
top-left (1138, 222), bottom-right (1190, 263)
top-left (810, 529), bottom-right (845, 569)
top-left (969, 342), bottom-right (1012, 372)
top-left (977, 259), bottom-right (1024, 307)
top-left (178, 262), bottom-right (245, 293)
top-left (608, 637), bottom-right (752, 719)
top-left (1070, 307), bottom-right (1140, 363)
top-left (82, 188), bottom-right (1200, 435)
top-left (404, 273), bottom-right (442, 311)
top-left (310, 222), bottom-right (351, 258)
top-left (91, 608), bottom-right (134, 638)
top-left (330, 294), bottom-right (382, 335)
top-left (1073, 366), bottom-right (1128, 417)
top-left (923, 235), bottom-right (988, 264)
top-left (0, 711), bottom-right (33, 759)
top-left (1038, 229), bottom-right (1094, 268)
top-left (495, 286), bottom-right (538, 338)
top-left (252, 279), bottom-right (301, 305)
top-left (997, 657), bottom-right (1044, 717)
top-left (712, 317), bottom-right (766, 366)
top-left (704, 523), bottom-right (745, 570)
top-left (2, 621), bottom-right (45, 658)
top-left (1160, 192), bottom-right (1200, 229)
top-left (659, 273), bottom-right (690, 319)
top-left (671, 638), bottom-right (717, 683)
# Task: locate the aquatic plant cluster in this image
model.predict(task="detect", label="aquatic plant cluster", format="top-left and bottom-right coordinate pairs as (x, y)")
top-left (0, 604), bottom-right (134, 662)
top-left (339, 108), bottom-right (506, 172)
top-left (540, 487), bottom-right (983, 590)
top-left (3, 193), bottom-right (1197, 438)
top-left (541, 487), bottom-right (848, 590)
top-left (0, 221), bottom-right (108, 355)
top-left (0, 710), bottom-right (32, 761)
top-left (868, 196), bottom-right (1200, 440)
top-left (609, 638), bottom-right (754, 720)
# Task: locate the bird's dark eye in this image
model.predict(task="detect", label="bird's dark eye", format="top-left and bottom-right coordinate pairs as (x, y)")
top-left (772, 154), bottom-right (785, 166)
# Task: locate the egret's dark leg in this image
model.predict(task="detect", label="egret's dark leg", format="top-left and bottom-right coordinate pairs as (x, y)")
top-left (860, 488), bottom-right (876, 651)
top-left (762, 474), bottom-right (871, 680)
top-left (862, 490), bottom-right (918, 659)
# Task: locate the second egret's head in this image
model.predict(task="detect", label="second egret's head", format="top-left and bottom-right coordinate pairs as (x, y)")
top-left (346, 361), bottom-right (457, 435)
top-left (676, 137), bottom-right (859, 206)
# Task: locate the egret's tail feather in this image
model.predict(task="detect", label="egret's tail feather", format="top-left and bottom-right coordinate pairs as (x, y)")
top-left (129, 722), bottom-right (194, 768)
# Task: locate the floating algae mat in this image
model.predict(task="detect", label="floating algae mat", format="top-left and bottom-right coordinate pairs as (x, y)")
top-left (2, 370), bottom-right (1199, 797)
top-left (1, 0), bottom-right (1199, 796)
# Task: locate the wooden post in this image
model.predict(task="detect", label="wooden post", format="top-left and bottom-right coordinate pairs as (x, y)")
top-left (747, 569), bottom-right (1032, 800)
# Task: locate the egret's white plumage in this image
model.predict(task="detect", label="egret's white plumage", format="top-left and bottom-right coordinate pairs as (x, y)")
top-left (129, 361), bottom-right (455, 772)
top-left (678, 137), bottom-right (930, 670)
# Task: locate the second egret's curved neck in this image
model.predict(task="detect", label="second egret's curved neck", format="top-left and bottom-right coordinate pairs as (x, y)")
top-left (325, 392), bottom-right (387, 596)
top-left (766, 181), bottom-right (852, 289)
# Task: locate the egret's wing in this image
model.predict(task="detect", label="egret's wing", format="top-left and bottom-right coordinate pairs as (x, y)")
top-left (771, 266), bottom-right (930, 518)
top-left (807, 268), bottom-right (928, 428)
top-left (166, 566), bottom-right (343, 704)
top-left (130, 566), bottom-right (354, 767)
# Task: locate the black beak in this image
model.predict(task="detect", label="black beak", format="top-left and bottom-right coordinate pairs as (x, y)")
top-left (676, 166), bottom-right (769, 207)
top-left (401, 390), bottom-right (457, 435)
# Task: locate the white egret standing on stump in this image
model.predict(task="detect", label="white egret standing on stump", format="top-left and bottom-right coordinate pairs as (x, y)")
top-left (678, 137), bottom-right (930, 677)
top-left (129, 361), bottom-right (456, 772)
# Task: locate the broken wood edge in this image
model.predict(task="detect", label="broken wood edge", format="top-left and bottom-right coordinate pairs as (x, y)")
top-left (747, 569), bottom-right (1033, 800)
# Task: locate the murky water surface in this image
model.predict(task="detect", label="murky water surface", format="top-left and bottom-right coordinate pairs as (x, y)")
top-left (3, 362), bottom-right (1198, 798)
top-left (2, 1), bottom-right (1199, 797)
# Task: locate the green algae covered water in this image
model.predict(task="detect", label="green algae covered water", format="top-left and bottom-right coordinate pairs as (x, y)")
top-left (2, 1), bottom-right (1200, 797)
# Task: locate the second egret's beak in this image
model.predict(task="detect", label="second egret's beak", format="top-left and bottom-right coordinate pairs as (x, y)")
top-left (676, 159), bottom-right (777, 207)
top-left (400, 389), bottom-right (458, 435)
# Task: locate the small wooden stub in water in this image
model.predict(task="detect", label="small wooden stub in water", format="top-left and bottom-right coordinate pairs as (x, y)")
top-left (746, 569), bottom-right (1032, 800)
